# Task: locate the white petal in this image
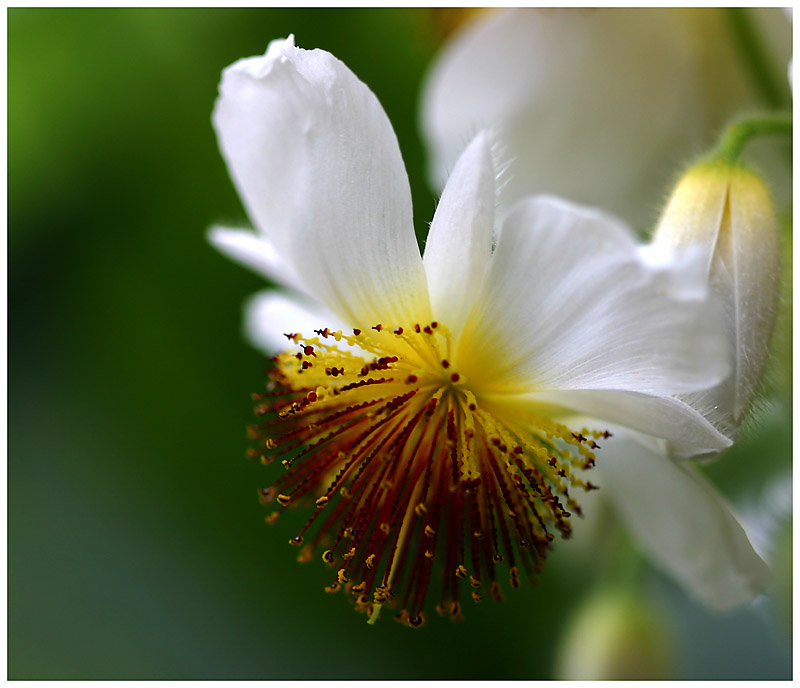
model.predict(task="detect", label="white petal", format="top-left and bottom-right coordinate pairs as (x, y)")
top-left (457, 196), bottom-right (728, 399)
top-left (423, 131), bottom-right (496, 341)
top-left (214, 37), bottom-right (431, 327)
top-left (243, 290), bottom-right (351, 355)
top-left (596, 434), bottom-right (770, 611)
top-left (208, 226), bottom-right (310, 297)
top-left (531, 390), bottom-right (732, 458)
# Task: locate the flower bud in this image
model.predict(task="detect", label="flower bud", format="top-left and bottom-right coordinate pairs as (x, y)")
top-left (554, 588), bottom-right (676, 680)
top-left (652, 162), bottom-right (781, 441)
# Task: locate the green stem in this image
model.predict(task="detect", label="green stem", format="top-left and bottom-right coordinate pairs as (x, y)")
top-left (710, 114), bottom-right (792, 165)
top-left (724, 8), bottom-right (790, 111)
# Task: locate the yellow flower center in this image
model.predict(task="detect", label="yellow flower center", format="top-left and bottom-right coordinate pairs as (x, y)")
top-left (250, 320), bottom-right (605, 626)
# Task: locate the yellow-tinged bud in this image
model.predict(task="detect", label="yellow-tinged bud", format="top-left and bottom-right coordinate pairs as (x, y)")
top-left (554, 589), bottom-right (676, 680)
top-left (653, 162), bottom-right (781, 441)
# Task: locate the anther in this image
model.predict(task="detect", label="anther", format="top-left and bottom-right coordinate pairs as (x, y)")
top-left (277, 494), bottom-right (291, 507)
top-left (288, 535), bottom-right (303, 546)
top-left (322, 550), bottom-right (334, 564)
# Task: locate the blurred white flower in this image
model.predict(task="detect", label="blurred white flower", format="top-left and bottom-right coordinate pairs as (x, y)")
top-left (421, 8), bottom-right (791, 228)
top-left (209, 36), bottom-right (767, 621)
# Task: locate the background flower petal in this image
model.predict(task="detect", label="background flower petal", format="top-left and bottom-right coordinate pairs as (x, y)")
top-left (421, 8), bottom-right (791, 228)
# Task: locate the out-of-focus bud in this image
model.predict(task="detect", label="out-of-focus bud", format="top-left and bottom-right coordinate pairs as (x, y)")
top-left (652, 162), bottom-right (781, 443)
top-left (554, 588), bottom-right (676, 680)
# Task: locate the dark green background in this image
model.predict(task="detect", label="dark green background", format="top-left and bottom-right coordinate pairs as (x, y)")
top-left (9, 8), bottom-right (791, 679)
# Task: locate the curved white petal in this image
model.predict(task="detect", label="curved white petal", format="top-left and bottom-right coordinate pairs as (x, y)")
top-left (421, 8), bottom-right (792, 227)
top-left (244, 290), bottom-right (351, 355)
top-left (531, 390), bottom-right (732, 458)
top-left (208, 226), bottom-right (311, 297)
top-left (457, 196), bottom-right (728, 400)
top-left (596, 434), bottom-right (770, 611)
top-left (423, 131), bottom-right (496, 342)
top-left (214, 36), bottom-right (431, 327)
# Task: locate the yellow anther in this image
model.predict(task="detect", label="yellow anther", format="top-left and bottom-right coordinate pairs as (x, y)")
top-left (424, 525), bottom-right (436, 537)
top-left (337, 569), bottom-right (349, 585)
top-left (424, 549), bottom-right (435, 559)
top-left (343, 547), bottom-right (356, 561)
top-left (365, 554), bottom-right (376, 569)
top-left (264, 512), bottom-right (279, 525)
top-left (455, 565), bottom-right (468, 578)
top-left (469, 575), bottom-right (481, 589)
top-left (490, 581), bottom-right (504, 602)
top-left (315, 495), bottom-right (329, 507)
top-left (277, 494), bottom-right (291, 506)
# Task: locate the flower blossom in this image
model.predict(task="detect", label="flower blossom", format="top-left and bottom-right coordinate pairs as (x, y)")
top-left (420, 8), bottom-right (792, 228)
top-left (209, 37), bottom-right (763, 625)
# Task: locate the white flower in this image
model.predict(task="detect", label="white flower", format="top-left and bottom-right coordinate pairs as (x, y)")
top-left (420, 8), bottom-right (792, 228)
top-left (209, 37), bottom-right (767, 623)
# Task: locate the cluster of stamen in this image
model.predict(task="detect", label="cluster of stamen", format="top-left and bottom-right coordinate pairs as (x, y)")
top-left (248, 321), bottom-right (606, 627)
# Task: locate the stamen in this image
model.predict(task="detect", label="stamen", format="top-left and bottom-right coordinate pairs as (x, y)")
top-left (250, 322), bottom-right (604, 625)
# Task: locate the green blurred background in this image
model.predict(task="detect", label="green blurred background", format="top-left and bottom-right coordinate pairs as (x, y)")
top-left (9, 8), bottom-right (792, 679)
